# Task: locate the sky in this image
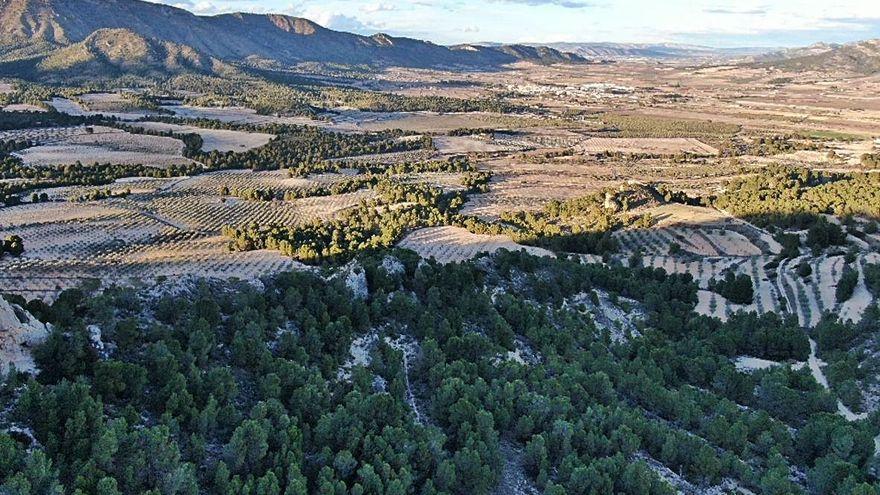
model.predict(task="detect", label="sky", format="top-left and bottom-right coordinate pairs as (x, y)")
top-left (155, 0), bottom-right (880, 48)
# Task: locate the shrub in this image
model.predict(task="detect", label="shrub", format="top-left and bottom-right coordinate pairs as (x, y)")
top-left (835, 268), bottom-right (859, 303)
top-left (710, 272), bottom-right (754, 305)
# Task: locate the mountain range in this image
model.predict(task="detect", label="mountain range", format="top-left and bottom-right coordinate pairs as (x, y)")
top-left (538, 42), bottom-right (770, 61)
top-left (0, 0), bottom-right (585, 79)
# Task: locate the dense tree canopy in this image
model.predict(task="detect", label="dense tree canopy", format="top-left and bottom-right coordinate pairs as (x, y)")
top-left (1, 251), bottom-right (877, 494)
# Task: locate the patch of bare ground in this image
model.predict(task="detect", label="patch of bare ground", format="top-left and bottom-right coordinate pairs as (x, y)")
top-left (493, 441), bottom-right (539, 495)
top-left (461, 159), bottom-right (618, 218)
top-left (398, 226), bottom-right (553, 263)
top-left (432, 135), bottom-right (521, 154)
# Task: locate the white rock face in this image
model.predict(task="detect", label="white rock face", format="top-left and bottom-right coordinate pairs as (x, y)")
top-left (381, 256), bottom-right (405, 276)
top-left (566, 290), bottom-right (644, 344)
top-left (88, 324), bottom-right (112, 359)
top-left (338, 331), bottom-right (378, 381)
top-left (0, 298), bottom-right (50, 375)
top-left (343, 262), bottom-right (369, 300)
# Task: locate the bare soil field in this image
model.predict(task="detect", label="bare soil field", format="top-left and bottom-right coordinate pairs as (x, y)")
top-left (433, 135), bottom-right (520, 154)
top-left (395, 172), bottom-right (468, 192)
top-left (165, 169), bottom-right (355, 196)
top-left (577, 137), bottom-right (718, 155)
top-left (398, 226), bottom-right (553, 263)
top-left (157, 108), bottom-right (552, 134)
top-left (130, 121), bottom-right (275, 152)
top-left (0, 82), bottom-right (13, 94)
top-left (33, 178), bottom-right (170, 201)
top-left (0, 126), bottom-right (96, 143)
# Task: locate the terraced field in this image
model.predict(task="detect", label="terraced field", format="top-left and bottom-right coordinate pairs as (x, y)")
top-left (619, 207), bottom-right (877, 327)
top-left (0, 170), bottom-right (374, 300)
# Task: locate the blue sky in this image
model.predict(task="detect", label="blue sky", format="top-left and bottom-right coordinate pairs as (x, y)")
top-left (156, 0), bottom-right (880, 48)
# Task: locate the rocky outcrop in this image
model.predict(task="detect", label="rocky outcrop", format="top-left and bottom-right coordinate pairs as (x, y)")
top-left (0, 297), bottom-right (50, 375)
top-left (342, 261), bottom-right (369, 300)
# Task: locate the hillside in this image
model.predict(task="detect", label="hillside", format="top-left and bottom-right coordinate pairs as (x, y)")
top-left (751, 39), bottom-right (880, 74)
top-left (0, 0), bottom-right (584, 69)
top-left (34, 28), bottom-right (226, 78)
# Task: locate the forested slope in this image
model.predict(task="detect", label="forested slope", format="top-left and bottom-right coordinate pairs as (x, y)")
top-left (1, 250), bottom-right (877, 494)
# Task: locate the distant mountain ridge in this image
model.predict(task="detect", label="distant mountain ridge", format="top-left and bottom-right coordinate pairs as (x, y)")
top-left (748, 39), bottom-right (880, 74)
top-left (538, 42), bottom-right (771, 61)
top-left (0, 0), bottom-right (585, 75)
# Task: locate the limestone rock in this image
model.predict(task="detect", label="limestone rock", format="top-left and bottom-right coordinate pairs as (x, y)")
top-left (0, 298), bottom-right (50, 375)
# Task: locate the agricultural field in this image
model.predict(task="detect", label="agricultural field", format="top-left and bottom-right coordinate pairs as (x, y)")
top-left (398, 225), bottom-right (553, 263)
top-left (1, 103), bottom-right (46, 112)
top-left (47, 97), bottom-right (154, 121)
top-left (7, 125), bottom-right (193, 168)
top-left (351, 111), bottom-right (549, 132)
top-left (0, 169), bottom-right (371, 300)
top-left (160, 104), bottom-right (330, 127)
top-left (3, 64), bottom-right (878, 318)
top-left (432, 135), bottom-right (522, 154)
top-left (577, 137), bottom-right (718, 155)
top-left (77, 92), bottom-right (142, 112)
top-left (617, 204), bottom-right (877, 329)
top-left (129, 121), bottom-right (275, 152)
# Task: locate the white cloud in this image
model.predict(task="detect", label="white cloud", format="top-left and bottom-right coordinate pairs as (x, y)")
top-left (361, 3), bottom-right (395, 14)
top-left (284, 4), bottom-right (382, 34)
top-left (141, 0), bottom-right (880, 47)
